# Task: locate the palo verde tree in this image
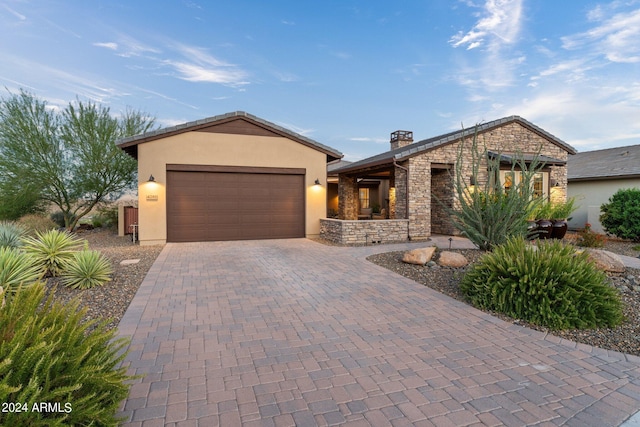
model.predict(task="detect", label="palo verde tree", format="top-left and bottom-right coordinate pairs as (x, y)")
top-left (0, 89), bottom-right (155, 230)
top-left (447, 125), bottom-right (546, 251)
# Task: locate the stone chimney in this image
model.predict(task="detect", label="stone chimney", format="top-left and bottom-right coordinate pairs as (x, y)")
top-left (390, 130), bottom-right (413, 150)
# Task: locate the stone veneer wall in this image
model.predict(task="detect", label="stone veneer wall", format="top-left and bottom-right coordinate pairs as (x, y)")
top-left (396, 121), bottom-right (570, 238)
top-left (338, 175), bottom-right (358, 220)
top-left (431, 169), bottom-right (455, 235)
top-left (320, 218), bottom-right (410, 245)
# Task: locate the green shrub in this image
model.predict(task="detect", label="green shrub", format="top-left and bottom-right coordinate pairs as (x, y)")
top-left (0, 221), bottom-right (25, 249)
top-left (50, 211), bottom-right (66, 228)
top-left (17, 213), bottom-right (57, 237)
top-left (22, 229), bottom-right (84, 276)
top-left (460, 237), bottom-right (623, 330)
top-left (600, 188), bottom-right (640, 242)
top-left (0, 283), bottom-right (134, 426)
top-left (0, 247), bottom-right (43, 291)
top-left (96, 205), bottom-right (118, 228)
top-left (61, 250), bottom-right (113, 290)
top-left (577, 223), bottom-right (606, 248)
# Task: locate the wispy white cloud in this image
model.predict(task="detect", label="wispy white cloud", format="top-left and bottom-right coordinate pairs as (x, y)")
top-left (449, 0), bottom-right (525, 93)
top-left (93, 34), bottom-right (250, 87)
top-left (2, 4), bottom-right (26, 22)
top-left (94, 42), bottom-right (118, 50)
top-left (349, 136), bottom-right (388, 144)
top-left (93, 33), bottom-right (161, 58)
top-left (561, 7), bottom-right (640, 63)
top-left (331, 51), bottom-right (352, 60)
top-left (450, 0), bottom-right (523, 52)
top-left (164, 42), bottom-right (249, 86)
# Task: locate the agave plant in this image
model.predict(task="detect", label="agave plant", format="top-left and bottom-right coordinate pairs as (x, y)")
top-left (0, 247), bottom-right (43, 291)
top-left (0, 221), bottom-right (26, 249)
top-left (21, 229), bottom-right (84, 276)
top-left (61, 250), bottom-right (113, 290)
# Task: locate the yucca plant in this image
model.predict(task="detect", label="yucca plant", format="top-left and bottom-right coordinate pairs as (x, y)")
top-left (61, 250), bottom-right (113, 290)
top-left (21, 229), bottom-right (83, 276)
top-left (0, 221), bottom-right (25, 249)
top-left (461, 237), bottom-right (623, 330)
top-left (0, 283), bottom-right (134, 426)
top-left (0, 247), bottom-right (43, 291)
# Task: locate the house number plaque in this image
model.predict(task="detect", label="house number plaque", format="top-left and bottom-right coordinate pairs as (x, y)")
top-left (146, 195), bottom-right (159, 202)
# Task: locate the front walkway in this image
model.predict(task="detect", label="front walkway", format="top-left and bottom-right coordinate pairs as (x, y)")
top-left (117, 238), bottom-right (640, 426)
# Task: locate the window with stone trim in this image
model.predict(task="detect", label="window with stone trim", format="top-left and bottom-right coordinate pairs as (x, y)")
top-left (499, 170), bottom-right (548, 199)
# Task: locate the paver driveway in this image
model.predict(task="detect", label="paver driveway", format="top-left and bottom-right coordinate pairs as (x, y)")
top-left (117, 238), bottom-right (640, 426)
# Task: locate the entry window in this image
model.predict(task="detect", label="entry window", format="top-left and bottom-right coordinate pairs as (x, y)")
top-left (499, 170), bottom-right (548, 199)
top-left (533, 173), bottom-right (544, 198)
top-left (359, 188), bottom-right (370, 209)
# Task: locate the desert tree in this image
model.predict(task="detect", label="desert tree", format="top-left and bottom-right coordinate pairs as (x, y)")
top-left (447, 125), bottom-right (546, 251)
top-left (0, 89), bottom-right (155, 230)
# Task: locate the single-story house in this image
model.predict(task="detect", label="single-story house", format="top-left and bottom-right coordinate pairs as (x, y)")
top-left (567, 144), bottom-right (640, 233)
top-left (322, 116), bottom-right (577, 245)
top-left (117, 111), bottom-right (342, 245)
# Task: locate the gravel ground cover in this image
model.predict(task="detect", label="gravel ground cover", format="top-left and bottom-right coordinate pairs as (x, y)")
top-left (367, 239), bottom-right (640, 357)
top-left (43, 229), bottom-right (163, 331)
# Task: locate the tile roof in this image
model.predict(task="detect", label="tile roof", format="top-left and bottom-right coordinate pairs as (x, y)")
top-left (334, 115), bottom-right (576, 174)
top-left (117, 111), bottom-right (343, 162)
top-left (568, 144), bottom-right (640, 181)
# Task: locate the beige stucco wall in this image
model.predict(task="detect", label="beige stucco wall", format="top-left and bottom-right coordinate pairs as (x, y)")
top-left (567, 179), bottom-right (640, 233)
top-left (137, 131), bottom-right (328, 245)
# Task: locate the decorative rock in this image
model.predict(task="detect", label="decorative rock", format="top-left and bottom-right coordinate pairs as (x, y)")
top-left (402, 247), bottom-right (436, 266)
top-left (120, 259), bottom-right (141, 265)
top-left (438, 251), bottom-right (468, 268)
top-left (584, 249), bottom-right (626, 273)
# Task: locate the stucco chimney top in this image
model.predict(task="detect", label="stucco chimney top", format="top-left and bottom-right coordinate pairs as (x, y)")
top-left (390, 130), bottom-right (413, 150)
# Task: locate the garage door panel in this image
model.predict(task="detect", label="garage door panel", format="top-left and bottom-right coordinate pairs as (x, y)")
top-left (167, 170), bottom-right (304, 242)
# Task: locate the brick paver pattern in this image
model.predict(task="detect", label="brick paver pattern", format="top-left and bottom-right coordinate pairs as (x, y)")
top-left (117, 238), bottom-right (640, 426)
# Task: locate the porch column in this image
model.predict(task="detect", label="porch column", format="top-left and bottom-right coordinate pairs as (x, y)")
top-left (338, 175), bottom-right (358, 220)
top-left (394, 164), bottom-right (408, 220)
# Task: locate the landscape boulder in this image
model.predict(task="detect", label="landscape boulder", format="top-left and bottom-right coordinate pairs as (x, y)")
top-left (402, 247), bottom-right (436, 266)
top-left (582, 249), bottom-right (625, 273)
top-left (438, 251), bottom-right (468, 268)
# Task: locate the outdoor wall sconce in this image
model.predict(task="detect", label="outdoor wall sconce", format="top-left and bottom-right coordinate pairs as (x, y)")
top-left (469, 176), bottom-right (476, 186)
top-left (314, 178), bottom-right (321, 185)
top-left (148, 175), bottom-right (156, 182)
top-left (550, 178), bottom-right (559, 187)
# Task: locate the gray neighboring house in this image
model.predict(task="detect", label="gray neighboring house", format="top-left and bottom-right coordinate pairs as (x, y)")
top-left (567, 144), bottom-right (640, 233)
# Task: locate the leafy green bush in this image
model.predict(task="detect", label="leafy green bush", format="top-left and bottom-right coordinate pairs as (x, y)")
top-left (461, 237), bottom-right (623, 330)
top-left (50, 211), bottom-right (66, 228)
top-left (577, 223), bottom-right (606, 248)
top-left (17, 214), bottom-right (57, 237)
top-left (61, 250), bottom-right (113, 290)
top-left (0, 221), bottom-right (25, 249)
top-left (22, 229), bottom-right (84, 276)
top-left (0, 247), bottom-right (43, 291)
top-left (600, 188), bottom-right (640, 242)
top-left (96, 205), bottom-right (118, 228)
top-left (0, 283), bottom-right (134, 426)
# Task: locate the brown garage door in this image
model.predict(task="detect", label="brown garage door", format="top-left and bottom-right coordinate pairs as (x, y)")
top-left (166, 168), bottom-right (305, 242)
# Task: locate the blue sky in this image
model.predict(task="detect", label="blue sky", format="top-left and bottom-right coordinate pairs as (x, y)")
top-left (1, 0), bottom-right (639, 161)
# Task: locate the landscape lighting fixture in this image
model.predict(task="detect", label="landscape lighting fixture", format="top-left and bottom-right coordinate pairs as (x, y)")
top-left (148, 175), bottom-right (155, 182)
